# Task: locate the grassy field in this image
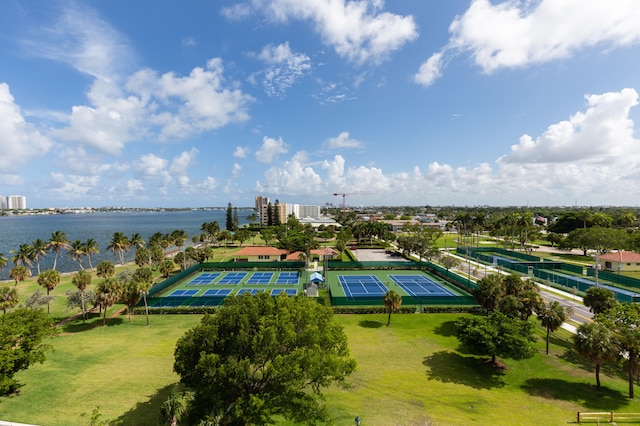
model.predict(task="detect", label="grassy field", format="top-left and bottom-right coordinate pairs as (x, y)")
top-left (2, 310), bottom-right (640, 425)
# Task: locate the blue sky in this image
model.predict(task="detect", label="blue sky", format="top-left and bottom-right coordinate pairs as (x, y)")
top-left (1, 0), bottom-right (640, 209)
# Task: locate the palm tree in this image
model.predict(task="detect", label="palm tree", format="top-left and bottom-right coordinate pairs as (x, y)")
top-left (107, 232), bottom-right (130, 265)
top-left (10, 244), bottom-right (34, 269)
top-left (121, 280), bottom-right (142, 323)
top-left (583, 287), bottom-right (617, 315)
top-left (161, 390), bottom-right (193, 426)
top-left (0, 287), bottom-right (19, 313)
top-left (9, 265), bottom-right (30, 287)
top-left (47, 230), bottom-right (70, 270)
top-left (67, 240), bottom-right (86, 270)
top-left (30, 239), bottom-right (48, 275)
top-left (96, 260), bottom-right (115, 278)
top-left (133, 267), bottom-right (154, 326)
top-left (383, 290), bottom-right (403, 326)
top-left (129, 233), bottom-right (146, 251)
top-left (37, 269), bottom-right (61, 313)
top-left (0, 253), bottom-right (7, 272)
top-left (537, 301), bottom-right (573, 355)
top-left (95, 278), bottom-right (122, 326)
top-left (159, 259), bottom-right (175, 278)
top-left (72, 269), bottom-right (92, 322)
top-left (170, 230), bottom-right (189, 269)
top-left (474, 274), bottom-right (505, 316)
top-left (573, 322), bottom-right (616, 390)
top-left (84, 238), bottom-right (100, 270)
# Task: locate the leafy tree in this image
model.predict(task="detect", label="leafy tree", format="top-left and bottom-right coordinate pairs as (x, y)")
top-left (65, 289), bottom-right (96, 320)
top-left (456, 311), bottom-right (535, 367)
top-left (24, 290), bottom-right (54, 310)
top-left (173, 293), bottom-right (357, 424)
top-left (383, 290), bottom-right (403, 326)
top-left (0, 308), bottom-right (56, 395)
top-left (583, 286), bottom-right (617, 315)
top-left (0, 287), bottom-right (19, 314)
top-left (37, 269), bottom-right (60, 314)
top-left (71, 269), bottom-right (92, 322)
top-left (96, 260), bottom-right (115, 278)
top-left (573, 322), bottom-right (616, 390)
top-left (47, 230), bottom-right (70, 270)
top-left (537, 301), bottom-right (573, 355)
top-left (9, 265), bottom-right (30, 287)
top-left (596, 303), bottom-right (640, 398)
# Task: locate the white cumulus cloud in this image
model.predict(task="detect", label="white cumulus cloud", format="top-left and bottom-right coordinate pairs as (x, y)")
top-left (326, 131), bottom-right (364, 149)
top-left (256, 136), bottom-right (289, 163)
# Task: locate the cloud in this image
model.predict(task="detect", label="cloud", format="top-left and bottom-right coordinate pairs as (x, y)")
top-left (231, 163), bottom-right (243, 177)
top-left (20, 3), bottom-right (135, 81)
top-left (416, 0), bottom-right (640, 86)
top-left (498, 88), bottom-right (639, 165)
top-left (0, 83), bottom-right (53, 172)
top-left (170, 148), bottom-right (199, 175)
top-left (135, 153), bottom-right (169, 177)
top-left (258, 88), bottom-right (640, 205)
top-left (55, 58), bottom-right (254, 154)
top-left (256, 136), bottom-right (289, 163)
top-left (326, 131), bottom-right (364, 149)
top-left (233, 146), bottom-right (251, 158)
top-left (243, 0), bottom-right (418, 65)
top-left (250, 42), bottom-right (311, 97)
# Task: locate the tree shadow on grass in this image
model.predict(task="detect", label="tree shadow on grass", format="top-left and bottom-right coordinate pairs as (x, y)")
top-left (359, 319), bottom-right (384, 328)
top-left (521, 378), bottom-right (629, 410)
top-left (423, 351), bottom-right (506, 389)
top-left (114, 383), bottom-right (176, 425)
top-left (560, 348), bottom-right (628, 383)
top-left (432, 320), bottom-right (458, 337)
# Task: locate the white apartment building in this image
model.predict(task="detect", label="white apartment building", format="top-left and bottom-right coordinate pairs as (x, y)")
top-left (1, 195), bottom-right (26, 210)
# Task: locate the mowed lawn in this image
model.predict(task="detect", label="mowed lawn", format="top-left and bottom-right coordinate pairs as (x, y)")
top-left (2, 311), bottom-right (640, 425)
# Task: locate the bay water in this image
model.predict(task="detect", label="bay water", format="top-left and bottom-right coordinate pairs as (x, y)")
top-left (0, 209), bottom-right (253, 281)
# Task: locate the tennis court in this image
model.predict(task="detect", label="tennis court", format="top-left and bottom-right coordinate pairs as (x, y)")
top-left (389, 275), bottom-right (455, 296)
top-left (277, 271), bottom-right (300, 285)
top-left (247, 272), bottom-right (274, 284)
top-left (167, 289), bottom-right (199, 297)
top-left (339, 275), bottom-right (389, 297)
top-left (237, 288), bottom-right (264, 295)
top-left (202, 289), bottom-right (233, 297)
top-left (217, 272), bottom-right (247, 284)
top-left (186, 272), bottom-right (220, 285)
top-left (271, 288), bottom-right (298, 296)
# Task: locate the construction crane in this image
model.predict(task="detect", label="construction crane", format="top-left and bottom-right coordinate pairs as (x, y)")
top-left (333, 193), bottom-right (348, 210)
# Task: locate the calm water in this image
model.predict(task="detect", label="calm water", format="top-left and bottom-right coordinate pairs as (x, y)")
top-left (0, 210), bottom-right (252, 280)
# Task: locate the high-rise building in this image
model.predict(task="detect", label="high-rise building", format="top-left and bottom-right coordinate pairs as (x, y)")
top-left (255, 195), bottom-right (270, 226)
top-left (3, 195), bottom-right (26, 210)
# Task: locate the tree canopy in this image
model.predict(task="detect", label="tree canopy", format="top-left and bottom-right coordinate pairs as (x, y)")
top-left (0, 308), bottom-right (56, 395)
top-left (456, 311), bottom-right (536, 366)
top-left (173, 293), bottom-right (356, 424)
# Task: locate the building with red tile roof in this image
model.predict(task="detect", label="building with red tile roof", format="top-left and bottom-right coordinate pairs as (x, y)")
top-left (597, 251), bottom-right (640, 272)
top-left (233, 246), bottom-right (288, 262)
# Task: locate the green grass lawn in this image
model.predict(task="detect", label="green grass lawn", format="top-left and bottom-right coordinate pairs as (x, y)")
top-left (2, 310), bottom-right (640, 425)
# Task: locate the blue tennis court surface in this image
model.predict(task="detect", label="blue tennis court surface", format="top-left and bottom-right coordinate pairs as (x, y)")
top-left (276, 272), bottom-right (299, 284)
top-left (237, 288), bottom-right (264, 295)
top-left (187, 273), bottom-right (221, 285)
top-left (168, 289), bottom-right (199, 297)
top-left (247, 272), bottom-right (273, 284)
top-left (339, 275), bottom-right (388, 297)
top-left (218, 272), bottom-right (247, 284)
top-left (271, 288), bottom-right (298, 296)
top-left (390, 275), bottom-right (454, 296)
top-left (202, 289), bottom-right (233, 297)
